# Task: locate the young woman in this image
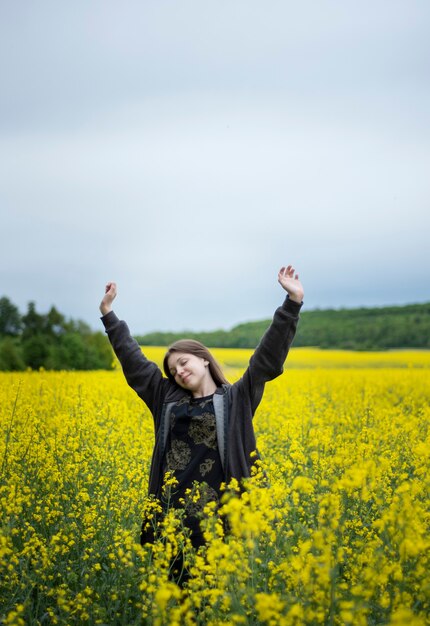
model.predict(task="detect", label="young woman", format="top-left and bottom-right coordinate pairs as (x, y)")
top-left (99, 265), bottom-right (304, 554)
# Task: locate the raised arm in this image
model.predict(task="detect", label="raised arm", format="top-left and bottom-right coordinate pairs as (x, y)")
top-left (100, 282), bottom-right (169, 415)
top-left (238, 264), bottom-right (303, 412)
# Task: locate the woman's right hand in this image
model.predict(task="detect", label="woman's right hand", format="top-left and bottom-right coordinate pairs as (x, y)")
top-left (100, 282), bottom-right (117, 315)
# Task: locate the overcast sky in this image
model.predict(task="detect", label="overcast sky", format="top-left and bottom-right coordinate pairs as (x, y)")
top-left (1, 1), bottom-right (429, 333)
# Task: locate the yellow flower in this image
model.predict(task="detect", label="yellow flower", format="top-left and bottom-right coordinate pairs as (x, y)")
top-left (255, 592), bottom-right (284, 623)
top-left (153, 582), bottom-right (181, 612)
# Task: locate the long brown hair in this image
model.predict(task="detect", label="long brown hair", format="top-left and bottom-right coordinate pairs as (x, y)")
top-left (163, 339), bottom-right (229, 387)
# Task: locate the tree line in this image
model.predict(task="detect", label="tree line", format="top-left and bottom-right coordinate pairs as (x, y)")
top-left (135, 302), bottom-right (430, 351)
top-left (1, 297), bottom-right (428, 371)
top-left (0, 297), bottom-right (112, 371)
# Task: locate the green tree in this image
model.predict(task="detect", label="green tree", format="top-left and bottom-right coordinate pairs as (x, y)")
top-left (0, 337), bottom-right (25, 370)
top-left (22, 302), bottom-right (46, 339)
top-left (22, 335), bottom-right (50, 369)
top-left (84, 332), bottom-right (114, 369)
top-left (45, 306), bottom-right (67, 336)
top-left (0, 296), bottom-right (22, 336)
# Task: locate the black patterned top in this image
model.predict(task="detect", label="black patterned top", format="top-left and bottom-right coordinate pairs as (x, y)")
top-left (162, 393), bottom-right (225, 546)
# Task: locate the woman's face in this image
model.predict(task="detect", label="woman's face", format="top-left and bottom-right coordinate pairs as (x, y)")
top-left (167, 351), bottom-right (210, 391)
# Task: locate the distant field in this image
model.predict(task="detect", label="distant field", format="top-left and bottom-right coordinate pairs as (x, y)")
top-left (141, 346), bottom-right (430, 372)
top-left (1, 348), bottom-right (429, 624)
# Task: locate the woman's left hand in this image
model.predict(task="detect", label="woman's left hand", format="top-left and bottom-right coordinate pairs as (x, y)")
top-left (278, 265), bottom-right (304, 303)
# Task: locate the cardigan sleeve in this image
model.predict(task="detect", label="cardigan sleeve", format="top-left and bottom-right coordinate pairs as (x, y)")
top-left (101, 311), bottom-right (169, 416)
top-left (236, 296), bottom-right (302, 413)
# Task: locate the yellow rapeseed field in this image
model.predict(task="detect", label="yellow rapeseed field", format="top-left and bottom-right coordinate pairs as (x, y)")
top-left (1, 348), bottom-right (429, 625)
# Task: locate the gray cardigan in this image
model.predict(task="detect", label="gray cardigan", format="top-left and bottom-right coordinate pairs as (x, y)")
top-left (101, 296), bottom-right (302, 499)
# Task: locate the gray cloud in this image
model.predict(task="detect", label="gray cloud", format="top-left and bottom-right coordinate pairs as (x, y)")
top-left (1, 1), bottom-right (429, 333)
